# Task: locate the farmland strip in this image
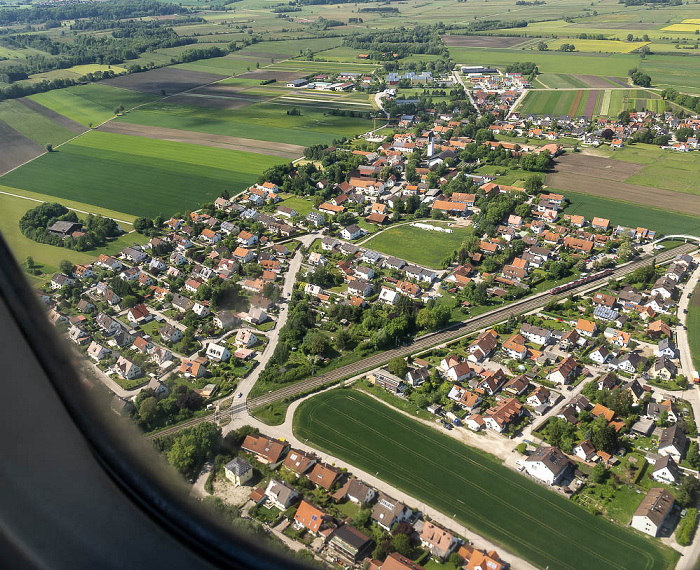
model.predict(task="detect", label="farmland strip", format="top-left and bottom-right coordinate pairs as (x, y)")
top-left (583, 90), bottom-right (598, 118)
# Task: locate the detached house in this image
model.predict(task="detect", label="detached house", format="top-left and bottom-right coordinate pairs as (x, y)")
top-left (631, 488), bottom-right (675, 537)
top-left (371, 493), bottom-right (410, 531)
top-left (524, 446), bottom-right (572, 485)
top-left (420, 522), bottom-right (459, 561)
top-left (658, 424), bottom-right (687, 462)
top-left (548, 356), bottom-right (579, 385)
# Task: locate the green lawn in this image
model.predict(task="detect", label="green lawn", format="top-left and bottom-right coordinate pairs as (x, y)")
top-left (294, 390), bottom-right (678, 570)
top-left (0, 131), bottom-right (286, 218)
top-left (117, 100), bottom-right (372, 146)
top-left (0, 99), bottom-right (77, 147)
top-left (688, 283), bottom-right (700, 373)
top-left (362, 224), bottom-right (473, 268)
top-left (29, 84), bottom-right (159, 127)
top-left (559, 191), bottom-right (700, 236)
top-left (278, 196), bottom-right (313, 216)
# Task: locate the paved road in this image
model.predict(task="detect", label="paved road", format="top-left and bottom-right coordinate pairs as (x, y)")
top-left (247, 244), bottom-right (697, 411)
top-left (676, 257), bottom-right (700, 381)
top-left (452, 71), bottom-right (481, 119)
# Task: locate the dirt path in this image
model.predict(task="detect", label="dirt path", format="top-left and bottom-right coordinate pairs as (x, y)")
top-left (96, 122), bottom-right (306, 159)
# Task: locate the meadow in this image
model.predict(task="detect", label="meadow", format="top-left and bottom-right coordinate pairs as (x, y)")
top-left (560, 191), bottom-right (700, 236)
top-left (545, 38), bottom-right (649, 54)
top-left (117, 101), bottom-right (372, 146)
top-left (362, 224), bottom-right (473, 268)
top-left (294, 390), bottom-right (678, 570)
top-left (29, 84), bottom-right (159, 127)
top-left (0, 131), bottom-right (285, 218)
top-left (0, 99), bottom-right (76, 147)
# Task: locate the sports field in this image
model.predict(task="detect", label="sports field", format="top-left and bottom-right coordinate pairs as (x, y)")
top-left (362, 224), bottom-right (473, 268)
top-left (117, 100), bottom-right (372, 146)
top-left (29, 84), bottom-right (159, 127)
top-left (294, 390), bottom-right (678, 570)
top-left (0, 131), bottom-right (285, 218)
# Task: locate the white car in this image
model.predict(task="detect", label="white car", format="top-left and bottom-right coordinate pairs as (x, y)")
top-left (237, 392), bottom-right (243, 398)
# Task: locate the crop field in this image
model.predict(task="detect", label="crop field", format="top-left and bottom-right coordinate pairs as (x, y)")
top-left (662, 19), bottom-right (700, 32)
top-left (101, 67), bottom-right (226, 95)
top-left (591, 144), bottom-right (700, 195)
top-left (518, 89), bottom-right (662, 117)
top-left (546, 153), bottom-right (700, 216)
top-left (545, 38), bottom-right (649, 53)
top-left (0, 131), bottom-right (285, 218)
top-left (362, 224), bottom-right (473, 268)
top-left (0, 100), bottom-right (76, 148)
top-left (117, 101), bottom-right (372, 146)
top-left (0, 121), bottom-right (43, 176)
top-left (172, 56), bottom-right (264, 77)
top-left (29, 84), bottom-right (159, 127)
top-left (688, 284), bottom-right (700, 373)
top-left (638, 55), bottom-right (700, 94)
top-left (294, 390), bottom-right (678, 570)
top-left (559, 191), bottom-right (700, 237)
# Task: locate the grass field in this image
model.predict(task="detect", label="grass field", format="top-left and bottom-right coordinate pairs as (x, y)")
top-left (29, 84), bottom-right (159, 127)
top-left (0, 131), bottom-right (285, 218)
top-left (518, 88), bottom-right (662, 117)
top-left (294, 390), bottom-right (678, 570)
top-left (594, 144), bottom-right (700, 195)
top-left (0, 192), bottom-right (148, 282)
top-left (0, 99), bottom-right (76, 147)
top-left (362, 224), bottom-right (473, 268)
top-left (117, 100), bottom-right (372, 146)
top-left (559, 191), bottom-right (700, 236)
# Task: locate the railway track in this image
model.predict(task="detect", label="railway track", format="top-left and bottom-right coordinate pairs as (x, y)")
top-left (145, 243), bottom-right (695, 439)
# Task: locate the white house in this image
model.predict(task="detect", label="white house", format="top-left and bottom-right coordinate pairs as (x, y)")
top-left (573, 440), bottom-right (596, 462)
top-left (341, 225), bottom-right (364, 240)
top-left (206, 342), bottom-right (231, 362)
top-left (651, 455), bottom-right (680, 485)
top-left (524, 446), bottom-right (572, 485)
top-left (631, 488), bottom-right (675, 537)
top-left (378, 287), bottom-right (400, 305)
top-left (114, 355), bottom-right (141, 380)
top-left (235, 329), bottom-right (259, 348)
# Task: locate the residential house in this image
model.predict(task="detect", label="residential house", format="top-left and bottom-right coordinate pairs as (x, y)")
top-left (631, 488), bottom-right (675, 537)
top-left (575, 319), bottom-right (597, 337)
top-left (526, 386), bottom-right (551, 408)
top-left (371, 493), bottom-right (410, 531)
top-left (658, 424), bottom-right (687, 461)
top-left (293, 500), bottom-right (327, 535)
top-left (573, 440), bottom-right (597, 462)
top-left (241, 434), bottom-right (290, 467)
top-left (309, 463), bottom-right (342, 490)
top-left (264, 480), bottom-right (299, 510)
top-left (548, 356), bottom-right (579, 385)
top-left (87, 341), bottom-right (110, 361)
top-left (653, 357), bottom-right (677, 380)
top-left (468, 329), bottom-right (498, 363)
top-left (590, 346), bottom-right (611, 365)
top-left (524, 446), bottom-right (572, 485)
top-left (179, 359), bottom-right (206, 378)
top-left (483, 397), bottom-right (523, 432)
top-left (327, 525), bottom-right (373, 565)
top-left (520, 323), bottom-right (551, 346)
top-left (656, 338), bottom-right (676, 359)
top-left (114, 355), bottom-right (141, 380)
top-left (420, 522), bottom-right (459, 561)
top-left (502, 334), bottom-right (527, 361)
top-left (159, 323), bottom-right (183, 344)
top-left (338, 478), bottom-right (376, 506)
top-left (651, 456), bottom-right (680, 485)
top-left (206, 342), bottom-right (231, 362)
top-left (283, 449), bottom-right (317, 477)
top-left (224, 457), bottom-right (253, 487)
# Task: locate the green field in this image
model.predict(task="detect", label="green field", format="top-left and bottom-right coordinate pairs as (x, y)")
top-left (0, 99), bottom-right (76, 147)
top-left (362, 224), bottom-right (473, 268)
top-left (294, 390), bottom-right (678, 570)
top-left (546, 38), bottom-right (649, 54)
top-left (117, 101), bottom-right (372, 146)
top-left (593, 144), bottom-right (700, 195)
top-left (559, 191), bottom-right (700, 236)
top-left (517, 88), bottom-right (661, 117)
top-left (689, 284), bottom-right (700, 373)
top-left (0, 131), bottom-right (285, 218)
top-left (29, 84), bottom-right (159, 127)
top-left (0, 192), bottom-right (148, 283)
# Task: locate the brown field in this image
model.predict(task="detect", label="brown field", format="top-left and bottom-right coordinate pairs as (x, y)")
top-left (0, 121), bottom-right (44, 176)
top-left (441, 34), bottom-right (526, 48)
top-left (101, 68), bottom-right (227, 95)
top-left (190, 84), bottom-right (270, 101)
top-left (606, 76), bottom-right (630, 87)
top-left (546, 154), bottom-right (700, 216)
top-left (17, 97), bottom-right (87, 134)
top-left (236, 69), bottom-right (306, 82)
top-left (96, 122), bottom-right (305, 159)
top-left (575, 75), bottom-right (615, 88)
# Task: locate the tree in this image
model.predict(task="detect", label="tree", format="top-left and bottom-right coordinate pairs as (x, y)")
top-left (45, 143), bottom-right (53, 152)
top-left (656, 410), bottom-right (668, 427)
top-left (448, 553), bottom-right (464, 567)
top-left (388, 357), bottom-right (408, 379)
top-left (688, 441), bottom-right (700, 470)
top-left (391, 533), bottom-right (411, 557)
top-left (133, 217), bottom-right (155, 234)
top-left (677, 477), bottom-right (700, 508)
top-left (302, 330), bottom-right (329, 356)
top-left (58, 259), bottom-right (74, 275)
top-left (26, 256), bottom-right (34, 268)
top-left (591, 462), bottom-right (607, 484)
top-left (537, 41), bottom-right (548, 51)
top-left (524, 175), bottom-right (543, 194)
top-left (516, 442), bottom-right (527, 454)
top-left (675, 127), bottom-right (694, 142)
